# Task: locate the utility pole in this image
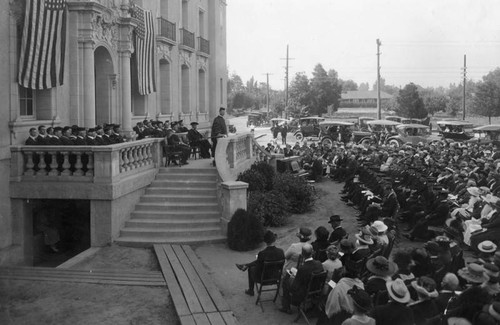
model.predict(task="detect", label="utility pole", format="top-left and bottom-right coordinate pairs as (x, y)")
top-left (281, 45), bottom-right (294, 119)
top-left (462, 54), bottom-right (467, 120)
top-left (376, 39), bottom-right (382, 120)
top-left (263, 73), bottom-right (272, 115)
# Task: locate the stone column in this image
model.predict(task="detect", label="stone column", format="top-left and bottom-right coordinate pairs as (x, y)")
top-left (220, 181), bottom-right (248, 235)
top-left (120, 51), bottom-right (133, 134)
top-left (83, 42), bottom-right (96, 127)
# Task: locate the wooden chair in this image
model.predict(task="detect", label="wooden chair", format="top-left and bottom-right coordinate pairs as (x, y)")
top-left (294, 270), bottom-right (328, 325)
top-left (190, 143), bottom-right (201, 160)
top-left (254, 259), bottom-right (285, 311)
top-left (163, 144), bottom-right (182, 167)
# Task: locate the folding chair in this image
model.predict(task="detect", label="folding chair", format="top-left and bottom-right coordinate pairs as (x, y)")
top-left (163, 144), bottom-right (182, 167)
top-left (294, 270), bottom-right (328, 325)
top-left (190, 144), bottom-right (201, 160)
top-left (254, 259), bottom-right (285, 311)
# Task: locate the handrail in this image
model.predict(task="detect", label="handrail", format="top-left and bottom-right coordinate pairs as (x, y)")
top-left (158, 17), bottom-right (176, 42)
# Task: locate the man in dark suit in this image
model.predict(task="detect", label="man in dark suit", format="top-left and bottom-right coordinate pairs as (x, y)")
top-left (328, 215), bottom-right (347, 244)
top-left (51, 127), bottom-right (63, 145)
top-left (235, 230), bottom-right (285, 296)
top-left (102, 126), bottom-right (114, 145)
top-left (25, 127), bottom-right (39, 145)
top-left (111, 124), bottom-right (125, 143)
top-left (95, 126), bottom-right (105, 145)
top-left (470, 200), bottom-right (500, 250)
top-left (211, 107), bottom-right (228, 164)
top-left (85, 128), bottom-right (97, 145)
top-left (36, 125), bottom-right (48, 145)
top-left (280, 243), bottom-right (324, 314)
top-left (60, 127), bottom-right (74, 145)
top-left (407, 189), bottom-right (450, 240)
top-left (74, 127), bottom-right (87, 145)
top-left (165, 128), bottom-right (190, 165)
top-left (187, 122), bottom-right (212, 158)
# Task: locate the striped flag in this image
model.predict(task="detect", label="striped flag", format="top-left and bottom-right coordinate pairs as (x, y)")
top-left (131, 5), bottom-right (156, 95)
top-left (18, 0), bottom-right (66, 90)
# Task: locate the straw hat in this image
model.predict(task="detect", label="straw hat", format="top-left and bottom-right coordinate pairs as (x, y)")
top-left (372, 220), bottom-right (388, 233)
top-left (386, 278), bottom-right (411, 303)
top-left (366, 256), bottom-right (397, 277)
top-left (458, 263), bottom-right (489, 284)
top-left (478, 241), bottom-right (498, 253)
top-left (488, 302), bottom-right (500, 321)
top-left (467, 187), bottom-right (481, 197)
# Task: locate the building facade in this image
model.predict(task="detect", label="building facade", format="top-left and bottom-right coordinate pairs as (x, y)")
top-left (0, 0), bottom-right (227, 265)
top-left (339, 90), bottom-right (392, 108)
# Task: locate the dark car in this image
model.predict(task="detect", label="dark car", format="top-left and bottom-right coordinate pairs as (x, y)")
top-left (436, 120), bottom-right (474, 142)
top-left (468, 124), bottom-right (500, 146)
top-left (319, 120), bottom-right (355, 148)
top-left (292, 116), bottom-right (325, 141)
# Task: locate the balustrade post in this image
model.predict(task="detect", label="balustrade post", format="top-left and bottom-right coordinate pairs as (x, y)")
top-left (61, 152), bottom-right (71, 176)
top-left (120, 149), bottom-right (127, 172)
top-left (48, 152), bottom-right (59, 176)
top-left (73, 152), bottom-right (84, 176)
top-left (36, 152), bottom-right (47, 175)
top-left (86, 152), bottom-right (94, 176)
top-left (137, 145), bottom-right (144, 166)
top-left (24, 152), bottom-right (35, 176)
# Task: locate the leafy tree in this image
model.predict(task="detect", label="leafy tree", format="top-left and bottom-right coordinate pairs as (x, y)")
top-left (340, 79), bottom-right (358, 91)
top-left (289, 72), bottom-right (312, 107)
top-left (373, 78), bottom-right (400, 95)
top-left (227, 73), bottom-right (244, 93)
top-left (359, 82), bottom-right (370, 91)
top-left (309, 64), bottom-right (342, 116)
top-left (446, 82), bottom-right (476, 117)
top-left (472, 80), bottom-right (500, 124)
top-left (395, 83), bottom-right (428, 118)
top-left (420, 88), bottom-right (449, 116)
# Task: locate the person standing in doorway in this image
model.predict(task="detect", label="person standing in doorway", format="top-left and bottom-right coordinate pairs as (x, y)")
top-left (211, 107), bottom-right (228, 166)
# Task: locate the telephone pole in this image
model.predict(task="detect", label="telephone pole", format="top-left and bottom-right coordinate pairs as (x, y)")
top-left (376, 39), bottom-right (382, 120)
top-left (281, 45), bottom-right (294, 119)
top-left (263, 73), bottom-right (272, 115)
top-left (462, 54), bottom-right (467, 120)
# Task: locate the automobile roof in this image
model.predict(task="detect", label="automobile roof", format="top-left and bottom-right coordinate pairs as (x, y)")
top-left (319, 120), bottom-right (354, 126)
top-left (270, 118), bottom-right (290, 122)
top-left (473, 124), bottom-right (500, 131)
top-left (396, 124), bottom-right (430, 129)
top-left (436, 120), bottom-right (473, 126)
top-left (366, 119), bottom-right (401, 126)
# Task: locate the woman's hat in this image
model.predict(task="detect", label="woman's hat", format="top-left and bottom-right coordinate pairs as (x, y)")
top-left (468, 187), bottom-right (481, 197)
top-left (478, 240), bottom-right (498, 253)
top-left (366, 256), bottom-right (397, 277)
top-left (484, 263), bottom-right (500, 282)
top-left (263, 230), bottom-right (277, 244)
top-left (347, 286), bottom-right (372, 312)
top-left (296, 227), bottom-right (312, 240)
top-left (386, 278), bottom-right (411, 303)
top-left (458, 263), bottom-right (489, 284)
top-left (355, 228), bottom-right (374, 245)
top-left (411, 276), bottom-right (438, 298)
top-left (494, 251), bottom-right (500, 267)
top-left (372, 220), bottom-right (388, 233)
top-left (488, 302), bottom-right (500, 321)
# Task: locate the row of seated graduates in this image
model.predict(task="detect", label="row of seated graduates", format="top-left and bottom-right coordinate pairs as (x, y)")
top-left (133, 119), bottom-right (189, 140)
top-left (25, 124), bottom-right (125, 146)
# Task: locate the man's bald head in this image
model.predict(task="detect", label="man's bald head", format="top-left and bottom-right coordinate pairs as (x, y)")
top-left (302, 243), bottom-right (314, 259)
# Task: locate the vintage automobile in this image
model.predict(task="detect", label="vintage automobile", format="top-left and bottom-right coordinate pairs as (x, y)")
top-left (436, 120), bottom-right (474, 141)
top-left (270, 118), bottom-right (291, 129)
top-left (292, 116), bottom-right (325, 141)
top-left (246, 112), bottom-right (265, 127)
top-left (352, 119), bottom-right (400, 144)
top-left (357, 117), bottom-right (376, 131)
top-left (385, 116), bottom-right (404, 123)
top-left (386, 124), bottom-right (431, 147)
top-left (468, 125), bottom-right (500, 146)
top-left (318, 120), bottom-right (355, 148)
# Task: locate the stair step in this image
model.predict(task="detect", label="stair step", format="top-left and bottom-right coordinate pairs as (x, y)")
top-left (140, 194), bottom-right (216, 203)
top-left (135, 202), bottom-right (219, 212)
top-left (150, 180), bottom-right (216, 188)
top-left (130, 211), bottom-right (220, 220)
top-left (125, 219), bottom-right (220, 228)
top-left (155, 173), bottom-right (217, 181)
top-left (120, 227), bottom-right (222, 238)
top-left (145, 188), bottom-right (216, 195)
top-left (158, 167), bottom-right (216, 175)
top-left (115, 235), bottom-right (226, 247)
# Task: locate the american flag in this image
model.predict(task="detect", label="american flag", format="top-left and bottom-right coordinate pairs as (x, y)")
top-left (131, 5), bottom-right (156, 95)
top-left (18, 0), bottom-right (66, 90)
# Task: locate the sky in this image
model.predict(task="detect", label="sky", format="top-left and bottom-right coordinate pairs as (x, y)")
top-left (226, 0), bottom-right (500, 91)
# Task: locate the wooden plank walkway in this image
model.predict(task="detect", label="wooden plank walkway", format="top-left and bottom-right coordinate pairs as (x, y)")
top-left (0, 266), bottom-right (166, 287)
top-left (154, 244), bottom-right (238, 325)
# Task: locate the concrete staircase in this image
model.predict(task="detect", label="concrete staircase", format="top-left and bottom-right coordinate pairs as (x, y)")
top-left (115, 167), bottom-right (225, 247)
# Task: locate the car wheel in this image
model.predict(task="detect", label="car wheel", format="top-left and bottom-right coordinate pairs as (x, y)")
top-left (388, 139), bottom-right (400, 147)
top-left (295, 132), bottom-right (304, 141)
top-left (321, 137), bottom-right (334, 149)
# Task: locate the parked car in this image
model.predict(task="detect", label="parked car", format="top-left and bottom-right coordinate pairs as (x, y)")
top-left (436, 120), bottom-right (474, 141)
top-left (357, 117), bottom-right (376, 131)
top-left (468, 124), bottom-right (500, 146)
top-left (292, 116), bottom-right (325, 141)
top-left (318, 120), bottom-right (355, 148)
top-left (246, 112), bottom-right (265, 127)
top-left (386, 124), bottom-right (431, 147)
top-left (353, 119), bottom-right (400, 144)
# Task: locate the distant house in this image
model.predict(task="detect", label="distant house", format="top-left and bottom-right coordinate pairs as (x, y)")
top-left (340, 90), bottom-right (393, 108)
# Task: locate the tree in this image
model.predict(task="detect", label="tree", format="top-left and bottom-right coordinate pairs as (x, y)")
top-left (309, 64), bottom-right (342, 116)
top-left (395, 83), bottom-right (428, 118)
top-left (340, 79), bottom-right (358, 91)
top-left (472, 80), bottom-right (500, 124)
top-left (420, 88), bottom-right (449, 116)
top-left (373, 77), bottom-right (400, 95)
top-left (289, 72), bottom-right (311, 107)
top-left (359, 82), bottom-right (369, 91)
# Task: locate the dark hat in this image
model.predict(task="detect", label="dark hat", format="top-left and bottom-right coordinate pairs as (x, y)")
top-left (328, 215), bottom-right (342, 223)
top-left (171, 122), bottom-right (178, 127)
top-left (62, 126), bottom-right (71, 133)
top-left (53, 126), bottom-right (63, 132)
top-left (488, 302), bottom-right (500, 321)
top-left (95, 125), bottom-right (103, 131)
top-left (296, 227), bottom-right (312, 240)
top-left (77, 127), bottom-right (86, 132)
top-left (347, 286), bottom-right (372, 312)
top-left (366, 256), bottom-right (398, 277)
top-left (88, 128), bottom-right (96, 133)
top-left (191, 122), bottom-right (199, 126)
top-left (340, 238), bottom-right (354, 251)
top-left (263, 230), bottom-right (277, 244)
top-left (112, 124), bottom-right (121, 129)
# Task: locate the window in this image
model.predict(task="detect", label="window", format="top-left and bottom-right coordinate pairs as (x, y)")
top-left (159, 60), bottom-right (171, 114)
top-left (182, 0), bottom-right (188, 28)
top-left (19, 86), bottom-right (34, 117)
top-left (198, 9), bottom-right (205, 38)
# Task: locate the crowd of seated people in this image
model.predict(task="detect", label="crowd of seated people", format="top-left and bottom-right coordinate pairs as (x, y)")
top-left (25, 124), bottom-right (126, 146)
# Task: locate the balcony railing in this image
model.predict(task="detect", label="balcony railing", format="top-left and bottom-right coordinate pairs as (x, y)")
top-left (198, 37), bottom-right (210, 55)
top-left (180, 28), bottom-right (195, 49)
top-left (158, 17), bottom-right (176, 42)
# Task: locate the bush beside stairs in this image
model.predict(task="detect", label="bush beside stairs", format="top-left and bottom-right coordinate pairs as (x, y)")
top-left (115, 167), bottom-right (225, 247)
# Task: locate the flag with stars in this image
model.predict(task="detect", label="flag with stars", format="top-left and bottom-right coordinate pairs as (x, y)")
top-left (18, 0), bottom-right (67, 90)
top-left (131, 5), bottom-right (156, 95)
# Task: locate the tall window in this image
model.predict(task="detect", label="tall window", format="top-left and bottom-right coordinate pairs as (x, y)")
top-left (198, 69), bottom-right (206, 113)
top-left (159, 60), bottom-right (171, 114)
top-left (19, 86), bottom-right (34, 117)
top-left (160, 0), bottom-right (168, 17)
top-left (130, 52), bottom-right (146, 116)
top-left (182, 0), bottom-right (188, 28)
top-left (198, 9), bottom-right (205, 37)
top-left (181, 65), bottom-right (190, 113)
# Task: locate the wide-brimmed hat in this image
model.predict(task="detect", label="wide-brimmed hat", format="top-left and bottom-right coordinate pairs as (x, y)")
top-left (467, 187), bottom-right (481, 197)
top-left (494, 251), bottom-right (500, 267)
top-left (458, 263), bottom-right (489, 284)
top-left (347, 286), bottom-right (372, 312)
top-left (190, 122), bottom-right (199, 126)
top-left (372, 220), bottom-right (388, 233)
top-left (484, 263), bottom-right (500, 282)
top-left (328, 215), bottom-right (343, 223)
top-left (479, 240), bottom-right (498, 253)
top-left (263, 230), bottom-right (277, 244)
top-left (355, 228), bottom-right (374, 245)
top-left (411, 276), bottom-right (438, 298)
top-left (386, 278), bottom-right (411, 303)
top-left (488, 302), bottom-right (500, 321)
top-left (366, 256), bottom-right (397, 277)
top-left (296, 227), bottom-right (312, 240)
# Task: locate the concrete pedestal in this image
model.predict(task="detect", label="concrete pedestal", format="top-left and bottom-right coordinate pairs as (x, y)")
top-left (220, 181), bottom-right (248, 235)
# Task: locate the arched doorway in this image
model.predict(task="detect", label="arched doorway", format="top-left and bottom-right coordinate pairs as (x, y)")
top-left (94, 47), bottom-right (115, 126)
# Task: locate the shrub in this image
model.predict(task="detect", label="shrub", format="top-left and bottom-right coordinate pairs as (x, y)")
top-left (227, 208), bottom-right (264, 251)
top-left (236, 169), bottom-right (267, 192)
top-left (273, 173), bottom-right (316, 213)
top-left (250, 161), bottom-right (275, 191)
top-left (248, 190), bottom-right (290, 227)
